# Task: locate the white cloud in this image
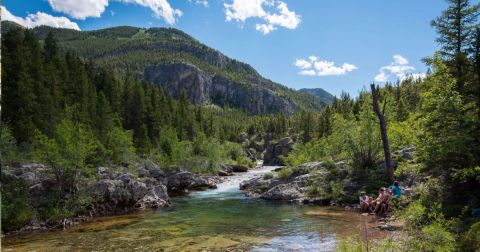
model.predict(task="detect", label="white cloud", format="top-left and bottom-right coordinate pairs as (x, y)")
top-left (299, 69), bottom-right (316, 76)
top-left (374, 54), bottom-right (424, 83)
top-left (48, 0), bottom-right (109, 20)
top-left (121, 0), bottom-right (182, 25)
top-left (1, 6), bottom-right (80, 30)
top-left (295, 56), bottom-right (357, 76)
top-left (46, 0), bottom-right (181, 25)
top-left (393, 54), bottom-right (408, 65)
top-left (225, 0), bottom-right (301, 34)
top-left (255, 23), bottom-right (275, 34)
top-left (374, 71), bottom-right (389, 82)
top-left (294, 59), bottom-right (312, 69)
top-left (189, 0), bottom-right (209, 7)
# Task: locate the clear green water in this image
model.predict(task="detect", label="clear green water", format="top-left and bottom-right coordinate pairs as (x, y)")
top-left (2, 167), bottom-right (384, 251)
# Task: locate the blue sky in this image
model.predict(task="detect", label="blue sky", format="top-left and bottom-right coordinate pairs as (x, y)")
top-left (3, 0), bottom-right (448, 97)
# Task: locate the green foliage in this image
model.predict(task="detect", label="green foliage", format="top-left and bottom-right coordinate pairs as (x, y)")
top-left (388, 117), bottom-right (417, 151)
top-left (285, 99), bottom-right (381, 170)
top-left (0, 124), bottom-right (18, 163)
top-left (263, 172), bottom-right (274, 180)
top-left (1, 176), bottom-right (34, 231)
top-left (417, 58), bottom-right (477, 169)
top-left (278, 167), bottom-right (293, 179)
top-left (34, 118), bottom-right (97, 191)
top-left (458, 221), bottom-right (480, 251)
top-left (103, 125), bottom-right (136, 164)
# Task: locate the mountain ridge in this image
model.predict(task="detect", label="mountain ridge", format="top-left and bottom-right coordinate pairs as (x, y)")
top-left (298, 88), bottom-right (335, 104)
top-left (1, 21), bottom-right (332, 114)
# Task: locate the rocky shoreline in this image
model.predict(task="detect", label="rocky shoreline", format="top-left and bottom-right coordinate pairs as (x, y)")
top-left (240, 161), bottom-right (348, 205)
top-left (1, 162), bottom-right (237, 235)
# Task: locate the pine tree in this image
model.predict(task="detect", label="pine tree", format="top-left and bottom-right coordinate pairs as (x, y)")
top-left (432, 0), bottom-right (479, 89)
top-left (1, 29), bottom-right (37, 143)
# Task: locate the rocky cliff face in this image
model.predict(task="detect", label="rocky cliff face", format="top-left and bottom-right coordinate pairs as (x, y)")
top-left (144, 63), bottom-right (298, 114)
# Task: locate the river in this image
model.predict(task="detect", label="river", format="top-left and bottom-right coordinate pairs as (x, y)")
top-left (2, 166), bottom-right (385, 251)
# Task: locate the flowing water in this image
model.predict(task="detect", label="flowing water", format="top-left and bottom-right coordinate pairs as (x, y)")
top-left (2, 166), bottom-right (385, 251)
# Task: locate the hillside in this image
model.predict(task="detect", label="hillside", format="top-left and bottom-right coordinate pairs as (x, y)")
top-left (1, 21), bottom-right (325, 115)
top-left (298, 88), bottom-right (335, 104)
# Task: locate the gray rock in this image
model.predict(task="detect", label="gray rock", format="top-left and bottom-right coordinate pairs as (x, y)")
top-left (231, 164), bottom-right (248, 172)
top-left (118, 173), bottom-right (135, 183)
top-left (144, 63), bottom-right (300, 115)
top-left (144, 161), bottom-right (160, 171)
top-left (96, 167), bottom-right (108, 175)
top-left (261, 184), bottom-right (303, 201)
top-left (15, 163), bottom-right (44, 176)
top-left (264, 137), bottom-right (295, 166)
top-left (20, 172), bottom-right (40, 186)
top-left (149, 168), bottom-right (165, 179)
top-left (218, 170), bottom-right (232, 177)
top-left (129, 181), bottom-right (148, 202)
top-left (166, 171), bottom-right (211, 192)
top-left (218, 164), bottom-right (233, 176)
top-left (397, 146), bottom-right (416, 160)
top-left (137, 168), bottom-right (148, 178)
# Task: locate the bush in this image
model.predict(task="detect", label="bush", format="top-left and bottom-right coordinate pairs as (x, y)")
top-left (458, 221), bottom-right (480, 251)
top-left (0, 124), bottom-right (18, 164)
top-left (278, 167), bottom-right (293, 179)
top-left (263, 172), bottom-right (274, 180)
top-left (1, 176), bottom-right (34, 231)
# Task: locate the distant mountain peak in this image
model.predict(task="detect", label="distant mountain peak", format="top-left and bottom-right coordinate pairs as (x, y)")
top-left (298, 88), bottom-right (334, 104)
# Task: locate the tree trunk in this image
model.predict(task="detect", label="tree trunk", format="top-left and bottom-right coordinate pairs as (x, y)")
top-left (370, 84), bottom-right (394, 181)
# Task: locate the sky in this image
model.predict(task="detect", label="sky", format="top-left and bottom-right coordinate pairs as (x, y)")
top-left (2, 0), bottom-right (449, 97)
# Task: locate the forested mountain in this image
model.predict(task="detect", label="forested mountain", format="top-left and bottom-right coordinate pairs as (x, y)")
top-left (298, 88), bottom-right (335, 104)
top-left (1, 21), bottom-right (324, 115)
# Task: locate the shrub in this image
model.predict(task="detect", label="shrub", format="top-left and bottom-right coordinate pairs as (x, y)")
top-left (1, 176), bottom-right (34, 231)
top-left (278, 167), bottom-right (293, 179)
top-left (263, 172), bottom-right (274, 180)
top-left (458, 221), bottom-right (480, 251)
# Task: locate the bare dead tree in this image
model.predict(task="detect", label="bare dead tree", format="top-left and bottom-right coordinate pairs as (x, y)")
top-left (370, 83), bottom-right (393, 181)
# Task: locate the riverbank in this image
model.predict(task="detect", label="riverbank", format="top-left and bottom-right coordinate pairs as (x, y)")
top-left (2, 166), bottom-right (395, 251)
top-left (0, 161), bottom-right (235, 235)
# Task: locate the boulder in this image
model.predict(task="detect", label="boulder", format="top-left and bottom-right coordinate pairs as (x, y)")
top-left (263, 137), bottom-right (294, 166)
top-left (231, 164), bottom-right (248, 172)
top-left (149, 168), bottom-right (165, 179)
top-left (118, 173), bottom-right (135, 183)
top-left (96, 167), bottom-right (108, 175)
top-left (14, 163), bottom-right (45, 176)
top-left (396, 146), bottom-right (416, 161)
top-left (261, 184), bottom-right (303, 201)
top-left (20, 172), bottom-right (40, 187)
top-left (92, 174), bottom-right (169, 214)
top-left (136, 184), bottom-right (170, 209)
top-left (218, 164), bottom-right (233, 176)
top-left (137, 168), bottom-right (148, 178)
top-left (166, 171), bottom-right (211, 192)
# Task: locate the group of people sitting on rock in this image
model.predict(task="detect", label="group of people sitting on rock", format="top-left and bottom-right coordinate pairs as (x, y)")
top-left (359, 181), bottom-right (402, 215)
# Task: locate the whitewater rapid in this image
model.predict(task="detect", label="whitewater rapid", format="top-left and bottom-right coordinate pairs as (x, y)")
top-left (191, 164), bottom-right (280, 198)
